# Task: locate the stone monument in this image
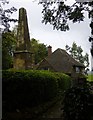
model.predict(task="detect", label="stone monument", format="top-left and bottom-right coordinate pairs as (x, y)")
top-left (13, 8), bottom-right (33, 69)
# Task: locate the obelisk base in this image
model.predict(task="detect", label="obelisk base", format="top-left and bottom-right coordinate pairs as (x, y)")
top-left (13, 51), bottom-right (32, 70)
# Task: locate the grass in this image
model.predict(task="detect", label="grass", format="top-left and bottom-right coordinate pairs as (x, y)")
top-left (87, 74), bottom-right (93, 82)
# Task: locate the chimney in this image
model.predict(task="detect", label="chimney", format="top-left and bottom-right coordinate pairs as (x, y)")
top-left (48, 45), bottom-right (52, 56)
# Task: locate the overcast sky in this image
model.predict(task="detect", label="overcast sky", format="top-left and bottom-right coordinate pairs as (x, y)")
top-left (5, 0), bottom-right (93, 70)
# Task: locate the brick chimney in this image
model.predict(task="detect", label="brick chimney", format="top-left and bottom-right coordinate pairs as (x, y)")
top-left (48, 45), bottom-right (52, 56)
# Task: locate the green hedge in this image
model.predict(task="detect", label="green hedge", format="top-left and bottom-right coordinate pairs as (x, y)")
top-left (2, 70), bottom-right (71, 112)
top-left (55, 73), bottom-right (71, 91)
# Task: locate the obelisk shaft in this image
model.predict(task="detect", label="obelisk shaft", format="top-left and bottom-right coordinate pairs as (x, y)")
top-left (16, 8), bottom-right (30, 51)
top-left (13, 8), bottom-right (32, 70)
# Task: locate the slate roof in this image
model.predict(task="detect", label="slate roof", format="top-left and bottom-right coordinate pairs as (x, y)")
top-left (40, 48), bottom-right (85, 73)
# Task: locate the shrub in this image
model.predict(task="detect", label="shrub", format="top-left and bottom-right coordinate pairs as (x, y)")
top-left (55, 73), bottom-right (71, 91)
top-left (2, 70), bottom-right (71, 112)
top-left (62, 86), bottom-right (93, 120)
top-left (3, 70), bottom-right (58, 111)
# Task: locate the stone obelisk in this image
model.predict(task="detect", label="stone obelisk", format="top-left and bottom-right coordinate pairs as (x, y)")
top-left (13, 8), bottom-right (32, 70)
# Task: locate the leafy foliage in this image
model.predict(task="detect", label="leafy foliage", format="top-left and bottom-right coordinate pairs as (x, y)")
top-left (65, 42), bottom-right (89, 68)
top-left (39, 1), bottom-right (93, 57)
top-left (55, 73), bottom-right (71, 91)
top-left (62, 86), bottom-right (93, 120)
top-left (2, 70), bottom-right (71, 112)
top-left (40, 1), bottom-right (91, 31)
top-left (0, 0), bottom-right (17, 32)
top-left (2, 31), bottom-right (16, 69)
top-left (30, 38), bottom-right (48, 64)
top-left (41, 1), bottom-right (70, 31)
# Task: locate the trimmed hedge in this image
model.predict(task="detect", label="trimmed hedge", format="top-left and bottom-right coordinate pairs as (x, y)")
top-left (55, 73), bottom-right (71, 91)
top-left (2, 70), bottom-right (71, 112)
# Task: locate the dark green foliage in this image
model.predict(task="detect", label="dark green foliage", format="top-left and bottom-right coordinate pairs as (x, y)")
top-left (2, 70), bottom-right (71, 113)
top-left (40, 1), bottom-right (87, 31)
top-left (2, 32), bottom-right (16, 69)
top-left (0, 0), bottom-right (17, 31)
top-left (30, 38), bottom-right (48, 64)
top-left (55, 73), bottom-right (71, 91)
top-left (2, 70), bottom-right (56, 111)
top-left (62, 86), bottom-right (93, 120)
top-left (40, 1), bottom-right (93, 57)
top-left (41, 1), bottom-right (70, 31)
top-left (65, 42), bottom-right (89, 68)
top-left (40, 1), bottom-right (93, 31)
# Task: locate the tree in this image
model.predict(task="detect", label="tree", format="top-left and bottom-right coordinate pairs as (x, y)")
top-left (2, 31), bottom-right (16, 69)
top-left (69, 42), bottom-right (78, 59)
top-left (0, 0), bottom-right (17, 69)
top-left (0, 0), bottom-right (17, 32)
top-left (30, 38), bottom-right (48, 64)
top-left (65, 42), bottom-right (89, 68)
top-left (39, 1), bottom-right (93, 56)
top-left (40, 1), bottom-right (90, 31)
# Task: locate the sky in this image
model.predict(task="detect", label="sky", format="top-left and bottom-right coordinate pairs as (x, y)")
top-left (4, 0), bottom-right (93, 70)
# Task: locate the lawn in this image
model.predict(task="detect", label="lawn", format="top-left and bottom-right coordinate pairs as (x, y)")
top-left (87, 74), bottom-right (93, 82)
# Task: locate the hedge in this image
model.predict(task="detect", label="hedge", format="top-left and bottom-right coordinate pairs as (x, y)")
top-left (2, 70), bottom-right (71, 112)
top-left (55, 73), bottom-right (71, 91)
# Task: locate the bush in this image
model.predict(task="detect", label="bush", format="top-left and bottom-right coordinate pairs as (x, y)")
top-left (55, 73), bottom-right (71, 91)
top-left (62, 86), bottom-right (93, 120)
top-left (2, 70), bottom-right (71, 112)
top-left (3, 70), bottom-right (57, 111)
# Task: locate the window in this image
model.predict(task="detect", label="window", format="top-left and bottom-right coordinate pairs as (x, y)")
top-left (76, 67), bottom-right (80, 73)
top-left (42, 67), bottom-right (49, 71)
